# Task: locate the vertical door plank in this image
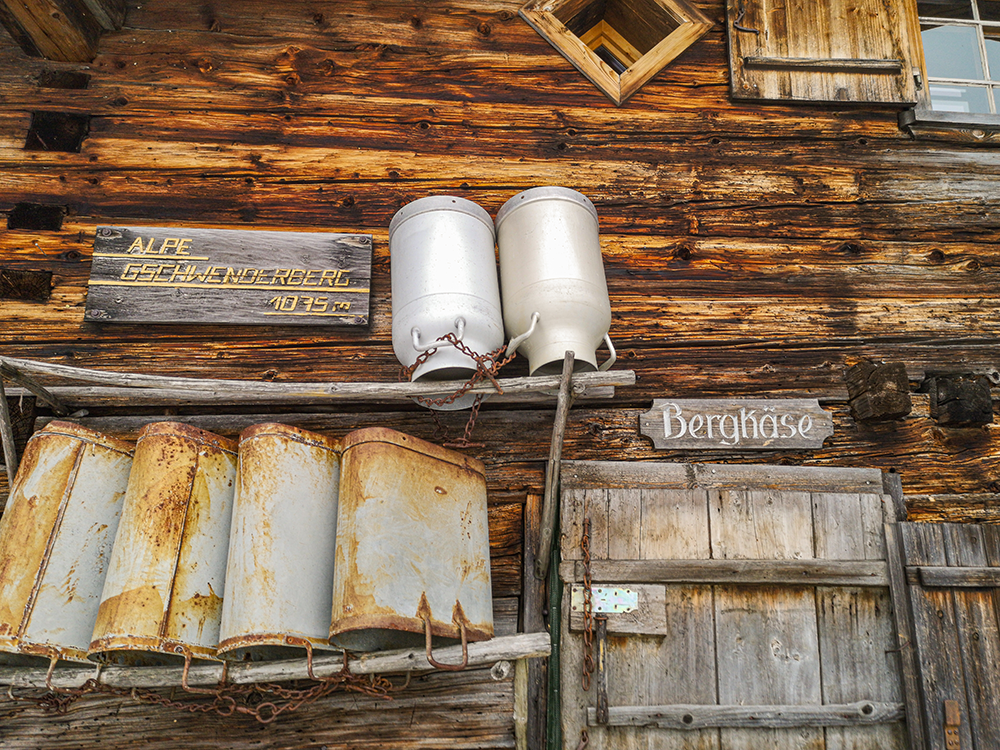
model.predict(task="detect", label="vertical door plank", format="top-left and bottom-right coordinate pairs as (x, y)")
top-left (942, 524), bottom-right (1000, 750)
top-left (561, 488), bottom-right (610, 748)
top-left (713, 489), bottom-right (822, 750)
top-left (814, 492), bottom-right (906, 750)
top-left (902, 523), bottom-right (972, 750)
top-left (608, 489), bottom-right (641, 560)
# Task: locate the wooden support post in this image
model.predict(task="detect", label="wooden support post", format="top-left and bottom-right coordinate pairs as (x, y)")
top-left (846, 359), bottom-right (912, 421)
top-left (927, 375), bottom-right (994, 426)
top-left (594, 616), bottom-right (609, 726)
top-left (535, 351), bottom-right (575, 580)
top-left (0, 376), bottom-right (18, 480)
top-left (519, 493), bottom-right (548, 750)
top-left (0, 363), bottom-right (71, 416)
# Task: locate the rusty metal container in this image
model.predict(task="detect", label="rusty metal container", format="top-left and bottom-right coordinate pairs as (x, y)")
top-left (0, 422), bottom-right (133, 666)
top-left (329, 427), bottom-right (493, 654)
top-left (218, 423), bottom-right (341, 661)
top-left (89, 422), bottom-right (237, 665)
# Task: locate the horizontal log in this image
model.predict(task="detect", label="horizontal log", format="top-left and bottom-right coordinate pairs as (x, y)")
top-left (912, 566), bottom-right (1000, 588)
top-left (588, 701), bottom-right (905, 728)
top-left (561, 559), bottom-right (890, 587)
top-left (0, 356), bottom-right (633, 401)
top-left (0, 632), bottom-right (551, 690)
top-left (562, 461), bottom-right (886, 493)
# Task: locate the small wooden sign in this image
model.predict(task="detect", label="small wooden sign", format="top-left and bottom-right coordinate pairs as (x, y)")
top-left (85, 226), bottom-right (372, 326)
top-left (640, 398), bottom-right (833, 450)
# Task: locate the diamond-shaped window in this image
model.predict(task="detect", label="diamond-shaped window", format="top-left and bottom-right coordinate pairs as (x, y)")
top-left (520, 0), bottom-right (713, 105)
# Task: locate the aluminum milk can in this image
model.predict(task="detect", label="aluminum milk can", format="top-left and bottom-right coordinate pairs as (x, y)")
top-left (496, 186), bottom-right (616, 375)
top-left (90, 422), bottom-right (237, 665)
top-left (0, 422), bottom-right (133, 665)
top-left (390, 195), bottom-right (504, 410)
top-left (218, 423), bottom-right (340, 661)
top-left (329, 427), bottom-right (493, 654)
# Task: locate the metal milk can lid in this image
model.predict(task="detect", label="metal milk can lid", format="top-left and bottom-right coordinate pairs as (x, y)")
top-left (389, 195), bottom-right (495, 241)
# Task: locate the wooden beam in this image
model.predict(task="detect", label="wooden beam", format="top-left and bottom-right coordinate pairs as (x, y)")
top-left (535, 352), bottom-right (576, 580)
top-left (561, 559), bottom-right (890, 587)
top-left (587, 701), bottom-right (905, 728)
top-left (913, 566), bottom-right (1000, 588)
top-left (0, 356), bottom-right (634, 404)
top-left (0, 0), bottom-right (113, 62)
top-left (0, 632), bottom-right (551, 690)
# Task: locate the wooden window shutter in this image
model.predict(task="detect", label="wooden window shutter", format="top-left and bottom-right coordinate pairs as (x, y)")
top-left (726, 0), bottom-right (918, 105)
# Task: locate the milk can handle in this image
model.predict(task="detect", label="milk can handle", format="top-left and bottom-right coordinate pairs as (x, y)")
top-left (505, 311), bottom-right (541, 358)
top-left (411, 317), bottom-right (466, 352)
top-left (598, 333), bottom-right (617, 371)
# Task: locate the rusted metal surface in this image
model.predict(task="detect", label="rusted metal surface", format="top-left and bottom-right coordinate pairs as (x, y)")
top-left (90, 422), bottom-right (237, 665)
top-left (0, 421), bottom-right (133, 664)
top-left (218, 423), bottom-right (341, 661)
top-left (330, 427), bottom-right (493, 652)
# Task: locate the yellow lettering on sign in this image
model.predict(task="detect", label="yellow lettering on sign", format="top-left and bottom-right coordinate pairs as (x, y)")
top-left (159, 238), bottom-right (182, 254)
top-left (153, 264), bottom-right (173, 283)
top-left (270, 269), bottom-right (290, 285)
top-left (137, 264), bottom-right (157, 283)
top-left (120, 264), bottom-right (141, 281)
top-left (303, 270), bottom-right (319, 286)
top-left (169, 265), bottom-right (198, 283)
top-left (176, 238), bottom-right (192, 256)
top-left (202, 266), bottom-right (222, 283)
top-left (239, 268), bottom-right (259, 284)
top-left (287, 269), bottom-right (305, 286)
top-left (222, 267), bottom-right (240, 284)
top-left (319, 270), bottom-right (338, 287)
top-left (126, 237), bottom-right (145, 254)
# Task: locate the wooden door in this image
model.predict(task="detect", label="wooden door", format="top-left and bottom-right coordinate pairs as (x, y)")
top-left (559, 461), bottom-right (910, 749)
top-left (887, 523), bottom-right (1000, 750)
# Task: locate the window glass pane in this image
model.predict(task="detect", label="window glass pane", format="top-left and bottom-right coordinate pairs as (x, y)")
top-left (929, 83), bottom-right (993, 111)
top-left (987, 35), bottom-right (1000, 79)
top-left (978, 1), bottom-right (1000, 21)
top-left (919, 0), bottom-right (974, 18)
top-left (922, 24), bottom-right (985, 79)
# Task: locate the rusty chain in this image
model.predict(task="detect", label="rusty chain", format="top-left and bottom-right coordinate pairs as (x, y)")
top-left (400, 331), bottom-right (518, 447)
top-left (580, 516), bottom-right (595, 691)
top-left (577, 513), bottom-right (595, 750)
top-left (18, 656), bottom-right (397, 724)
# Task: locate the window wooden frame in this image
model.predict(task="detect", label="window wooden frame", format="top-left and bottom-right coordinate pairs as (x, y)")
top-left (520, 0), bottom-right (713, 106)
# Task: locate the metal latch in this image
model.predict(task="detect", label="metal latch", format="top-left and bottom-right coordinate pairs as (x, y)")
top-left (570, 585), bottom-right (639, 614)
top-left (945, 700), bottom-right (961, 750)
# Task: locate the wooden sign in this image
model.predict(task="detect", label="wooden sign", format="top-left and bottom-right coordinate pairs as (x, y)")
top-left (640, 398), bottom-right (833, 450)
top-left (85, 226), bottom-right (372, 326)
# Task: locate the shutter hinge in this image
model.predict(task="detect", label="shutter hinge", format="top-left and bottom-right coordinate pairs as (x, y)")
top-left (945, 700), bottom-right (961, 750)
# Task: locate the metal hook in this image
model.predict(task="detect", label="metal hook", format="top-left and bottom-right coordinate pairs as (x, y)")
top-left (176, 646), bottom-right (217, 695)
top-left (505, 312), bottom-right (540, 358)
top-left (422, 614), bottom-right (469, 671)
top-left (411, 317), bottom-right (466, 353)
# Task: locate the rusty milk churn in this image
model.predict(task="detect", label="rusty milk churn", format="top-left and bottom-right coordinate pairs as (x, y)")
top-left (330, 427), bottom-right (492, 664)
top-left (218, 423), bottom-right (340, 661)
top-left (90, 422), bottom-right (237, 665)
top-left (0, 422), bottom-right (133, 666)
top-left (496, 186), bottom-right (616, 375)
top-left (390, 196), bottom-right (504, 410)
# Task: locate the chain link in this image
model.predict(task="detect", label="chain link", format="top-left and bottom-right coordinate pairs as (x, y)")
top-left (400, 332), bottom-right (518, 447)
top-left (22, 658), bottom-right (397, 724)
top-left (580, 516), bottom-right (595, 692)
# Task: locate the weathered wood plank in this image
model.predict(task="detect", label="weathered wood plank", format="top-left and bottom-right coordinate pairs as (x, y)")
top-left (561, 558), bottom-right (889, 586)
top-left (901, 523), bottom-right (974, 750)
top-left (0, 666), bottom-right (520, 750)
top-left (813, 491), bottom-right (906, 750)
top-left (712, 488), bottom-right (822, 749)
top-left (587, 701), bottom-right (905, 728)
top-left (941, 524), bottom-right (1000, 750)
top-left (915, 566), bottom-right (1000, 587)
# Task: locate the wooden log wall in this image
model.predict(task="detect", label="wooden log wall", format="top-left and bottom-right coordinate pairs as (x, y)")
top-left (0, 0), bottom-right (998, 747)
